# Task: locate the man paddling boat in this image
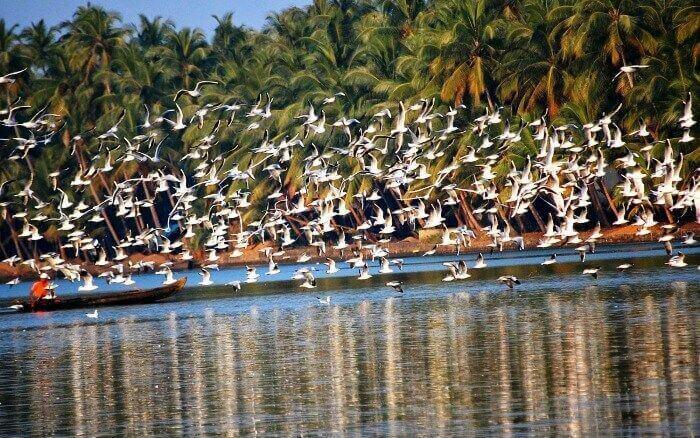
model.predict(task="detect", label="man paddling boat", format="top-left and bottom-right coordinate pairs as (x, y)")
top-left (11, 277), bottom-right (187, 313)
top-left (29, 273), bottom-right (55, 311)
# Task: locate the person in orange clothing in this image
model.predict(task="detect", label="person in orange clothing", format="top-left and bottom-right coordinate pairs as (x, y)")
top-left (29, 273), bottom-right (51, 310)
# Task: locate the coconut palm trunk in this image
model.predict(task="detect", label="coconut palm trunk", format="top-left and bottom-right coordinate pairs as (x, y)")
top-left (0, 235), bottom-right (9, 259)
top-left (5, 215), bottom-right (29, 260)
top-left (596, 178), bottom-right (618, 217)
top-left (528, 204), bottom-right (546, 233)
top-left (141, 180), bottom-right (162, 228)
top-left (70, 139), bottom-right (121, 244)
top-left (457, 192), bottom-right (482, 233)
top-left (589, 182), bottom-right (611, 227)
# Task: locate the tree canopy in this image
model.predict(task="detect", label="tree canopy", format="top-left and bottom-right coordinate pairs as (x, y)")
top-left (0, 0), bottom-right (697, 258)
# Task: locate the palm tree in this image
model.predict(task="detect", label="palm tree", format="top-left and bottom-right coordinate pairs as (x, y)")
top-left (156, 27), bottom-right (209, 90)
top-left (375, 0), bottom-right (426, 37)
top-left (0, 0), bottom-right (696, 256)
top-left (19, 20), bottom-right (57, 76)
top-left (499, 1), bottom-right (571, 116)
top-left (409, 0), bottom-right (505, 107)
top-left (0, 20), bottom-right (29, 98)
top-left (550, 0), bottom-right (658, 89)
top-left (112, 42), bottom-right (171, 104)
top-left (61, 5), bottom-right (129, 95)
top-left (211, 13), bottom-right (249, 65)
top-left (133, 15), bottom-right (174, 49)
top-left (624, 0), bottom-right (698, 135)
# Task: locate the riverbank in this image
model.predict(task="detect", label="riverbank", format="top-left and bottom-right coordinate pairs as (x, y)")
top-left (1, 222), bottom-right (698, 282)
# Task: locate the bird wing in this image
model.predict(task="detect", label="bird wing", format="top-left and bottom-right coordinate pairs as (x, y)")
top-left (174, 89), bottom-right (187, 101)
top-left (195, 80), bottom-right (218, 90)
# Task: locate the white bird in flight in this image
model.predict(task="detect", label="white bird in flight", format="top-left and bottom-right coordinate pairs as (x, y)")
top-left (174, 80), bottom-right (218, 101)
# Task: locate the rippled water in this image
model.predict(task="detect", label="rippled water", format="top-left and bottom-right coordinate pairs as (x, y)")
top-left (0, 247), bottom-right (697, 435)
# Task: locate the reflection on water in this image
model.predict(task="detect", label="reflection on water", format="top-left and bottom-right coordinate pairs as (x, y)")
top-left (0, 276), bottom-right (697, 435)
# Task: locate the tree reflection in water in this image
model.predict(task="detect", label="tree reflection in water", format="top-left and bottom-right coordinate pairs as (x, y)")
top-left (0, 280), bottom-right (696, 435)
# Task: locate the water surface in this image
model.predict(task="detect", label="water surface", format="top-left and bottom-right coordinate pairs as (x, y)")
top-left (0, 248), bottom-right (697, 435)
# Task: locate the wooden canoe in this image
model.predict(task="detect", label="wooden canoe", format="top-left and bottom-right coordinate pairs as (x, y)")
top-left (13, 278), bottom-right (187, 313)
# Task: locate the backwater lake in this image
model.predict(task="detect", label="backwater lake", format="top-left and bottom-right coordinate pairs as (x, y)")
top-left (0, 243), bottom-right (697, 435)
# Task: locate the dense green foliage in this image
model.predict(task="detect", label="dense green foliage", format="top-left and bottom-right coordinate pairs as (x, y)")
top-left (0, 0), bottom-right (697, 256)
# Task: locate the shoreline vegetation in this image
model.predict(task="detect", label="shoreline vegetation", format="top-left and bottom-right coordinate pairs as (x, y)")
top-left (0, 1), bottom-right (697, 290)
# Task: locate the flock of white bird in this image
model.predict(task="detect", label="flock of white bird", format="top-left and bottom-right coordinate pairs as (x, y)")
top-left (0, 66), bottom-right (698, 302)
